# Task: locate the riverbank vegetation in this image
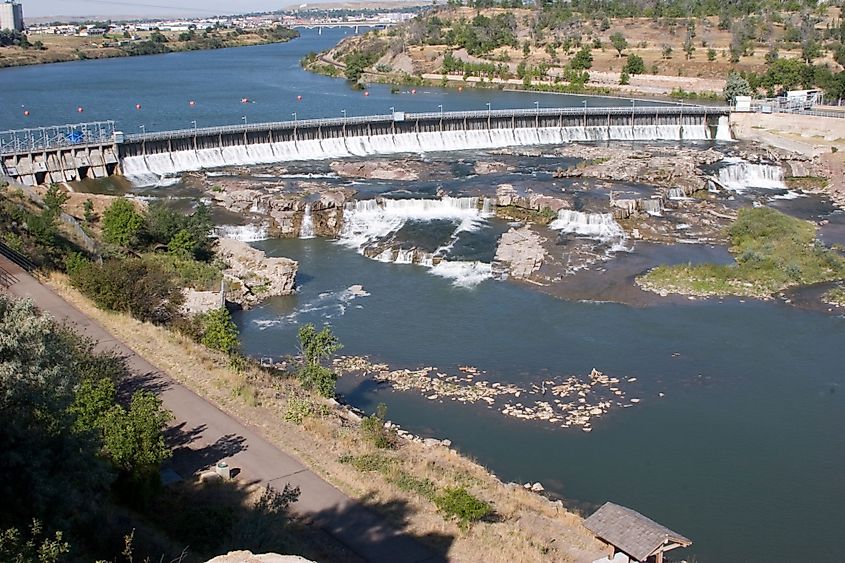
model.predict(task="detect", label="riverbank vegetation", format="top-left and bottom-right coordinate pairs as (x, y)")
top-left (2, 179), bottom-right (603, 560)
top-left (0, 25), bottom-right (298, 68)
top-left (638, 207), bottom-right (845, 298)
top-left (824, 285), bottom-right (845, 307)
top-left (304, 2), bottom-right (845, 100)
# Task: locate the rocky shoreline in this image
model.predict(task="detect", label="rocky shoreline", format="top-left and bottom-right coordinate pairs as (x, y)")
top-left (333, 356), bottom-right (641, 432)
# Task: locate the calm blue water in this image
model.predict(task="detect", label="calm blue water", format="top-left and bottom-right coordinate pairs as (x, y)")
top-left (4, 28), bottom-right (843, 563)
top-left (238, 239), bottom-right (845, 563)
top-left (0, 28), bottom-right (661, 133)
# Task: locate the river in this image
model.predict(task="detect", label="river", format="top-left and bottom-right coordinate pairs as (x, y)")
top-left (2, 28), bottom-right (844, 563)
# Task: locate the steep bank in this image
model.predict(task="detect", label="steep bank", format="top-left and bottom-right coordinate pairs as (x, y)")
top-left (47, 273), bottom-right (607, 563)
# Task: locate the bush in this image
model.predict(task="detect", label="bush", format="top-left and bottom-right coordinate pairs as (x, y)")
top-left (102, 198), bottom-right (143, 248)
top-left (70, 258), bottom-right (183, 324)
top-left (283, 395), bottom-right (314, 424)
top-left (199, 308), bottom-right (239, 355)
top-left (623, 54), bottom-right (645, 75)
top-left (619, 71), bottom-right (630, 85)
top-left (296, 324), bottom-right (342, 398)
top-left (360, 403), bottom-right (399, 449)
top-left (434, 487), bottom-right (491, 529)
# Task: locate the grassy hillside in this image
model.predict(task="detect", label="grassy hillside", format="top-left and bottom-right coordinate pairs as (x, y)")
top-left (304, 2), bottom-right (845, 99)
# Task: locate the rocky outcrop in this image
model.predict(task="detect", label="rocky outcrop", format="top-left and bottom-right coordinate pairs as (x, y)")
top-left (331, 159), bottom-right (421, 181)
top-left (474, 160), bottom-right (514, 175)
top-left (217, 238), bottom-right (297, 308)
top-left (210, 183), bottom-right (352, 238)
top-left (493, 226), bottom-right (547, 279)
top-left (182, 288), bottom-right (223, 315)
top-left (496, 184), bottom-right (569, 216)
top-left (206, 552), bottom-right (314, 563)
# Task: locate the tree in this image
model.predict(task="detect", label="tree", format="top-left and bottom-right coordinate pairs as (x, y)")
top-left (623, 54), bottom-right (645, 75)
top-left (297, 324), bottom-right (342, 397)
top-left (609, 32), bottom-right (627, 57)
top-left (724, 71), bottom-right (752, 103)
top-left (200, 308), bottom-right (240, 355)
top-left (570, 46), bottom-right (592, 70)
top-left (707, 48), bottom-right (716, 61)
top-left (102, 198), bottom-right (143, 248)
top-left (619, 71), bottom-right (630, 85)
top-left (801, 40), bottom-right (821, 64)
top-left (661, 44), bottom-right (673, 59)
top-left (683, 33), bottom-right (695, 60)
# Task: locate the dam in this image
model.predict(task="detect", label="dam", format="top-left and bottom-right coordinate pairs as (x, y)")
top-left (1, 106), bottom-right (731, 186)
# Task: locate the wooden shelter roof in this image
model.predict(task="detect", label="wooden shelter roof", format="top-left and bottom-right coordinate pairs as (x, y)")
top-left (583, 502), bottom-right (692, 562)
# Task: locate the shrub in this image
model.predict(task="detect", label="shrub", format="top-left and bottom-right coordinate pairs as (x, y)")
top-left (390, 471), bottom-right (436, 500)
top-left (623, 54), bottom-right (645, 75)
top-left (283, 395), bottom-right (313, 424)
top-left (434, 487), bottom-right (491, 529)
top-left (70, 258), bottom-right (183, 324)
top-left (339, 453), bottom-right (395, 472)
top-left (619, 71), bottom-right (630, 85)
top-left (102, 198), bottom-right (143, 248)
top-left (360, 403), bottom-right (399, 449)
top-left (200, 308), bottom-right (240, 355)
top-left (296, 324), bottom-right (342, 398)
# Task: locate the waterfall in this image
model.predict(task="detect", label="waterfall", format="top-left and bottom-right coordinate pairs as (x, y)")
top-left (481, 197), bottom-right (495, 217)
top-left (717, 159), bottom-right (786, 191)
top-left (641, 199), bottom-right (663, 216)
top-left (299, 203), bottom-right (315, 239)
top-left (121, 125), bottom-right (713, 186)
top-left (338, 195), bottom-right (492, 286)
top-left (668, 188), bottom-right (686, 200)
top-left (715, 116), bottom-right (733, 141)
top-left (215, 223), bottom-right (269, 242)
top-left (550, 210), bottom-right (625, 242)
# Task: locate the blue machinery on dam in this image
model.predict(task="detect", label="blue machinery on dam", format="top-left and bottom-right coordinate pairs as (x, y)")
top-left (0, 106), bottom-right (731, 186)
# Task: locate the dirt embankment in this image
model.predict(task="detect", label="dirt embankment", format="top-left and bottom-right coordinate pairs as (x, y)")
top-left (47, 274), bottom-right (606, 563)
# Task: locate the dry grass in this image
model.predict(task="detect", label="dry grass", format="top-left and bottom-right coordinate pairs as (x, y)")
top-left (48, 272), bottom-right (605, 562)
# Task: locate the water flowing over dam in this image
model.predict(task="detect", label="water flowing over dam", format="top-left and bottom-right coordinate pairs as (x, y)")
top-left (717, 158), bottom-right (786, 191)
top-left (1, 106), bottom-right (731, 186)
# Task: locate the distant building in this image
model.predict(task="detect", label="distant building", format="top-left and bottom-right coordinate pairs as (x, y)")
top-left (0, 0), bottom-right (24, 32)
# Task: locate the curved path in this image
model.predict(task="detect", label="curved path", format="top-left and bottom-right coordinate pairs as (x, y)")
top-left (0, 255), bottom-right (444, 563)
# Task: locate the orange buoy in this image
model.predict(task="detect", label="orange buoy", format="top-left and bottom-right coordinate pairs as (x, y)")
top-left (23, 110), bottom-right (30, 117)
top-left (458, 86), bottom-right (463, 92)
top-left (77, 106), bottom-right (84, 113)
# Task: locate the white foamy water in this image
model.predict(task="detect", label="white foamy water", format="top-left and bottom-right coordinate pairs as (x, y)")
top-left (216, 223), bottom-right (269, 242)
top-left (550, 210), bottom-right (626, 242)
top-left (253, 285), bottom-right (368, 328)
top-left (430, 261), bottom-right (493, 288)
top-left (715, 115), bottom-right (733, 141)
top-left (338, 196), bottom-right (492, 287)
top-left (121, 125), bottom-right (711, 186)
top-left (299, 203), bottom-right (315, 239)
top-left (717, 159), bottom-right (786, 191)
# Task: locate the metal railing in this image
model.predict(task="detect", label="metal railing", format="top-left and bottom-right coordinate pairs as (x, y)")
top-left (122, 106), bottom-right (728, 143)
top-left (0, 121), bottom-right (116, 156)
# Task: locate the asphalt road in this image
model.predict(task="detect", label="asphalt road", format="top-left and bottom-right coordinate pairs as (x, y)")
top-left (1, 256), bottom-right (444, 563)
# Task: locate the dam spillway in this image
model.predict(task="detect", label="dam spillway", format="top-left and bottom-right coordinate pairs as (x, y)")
top-left (2, 106), bottom-right (731, 186)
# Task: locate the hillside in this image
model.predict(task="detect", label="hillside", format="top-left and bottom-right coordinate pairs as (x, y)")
top-left (304, 3), bottom-right (845, 100)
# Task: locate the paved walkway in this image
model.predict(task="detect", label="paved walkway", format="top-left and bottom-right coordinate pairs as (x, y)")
top-left (1, 256), bottom-right (444, 563)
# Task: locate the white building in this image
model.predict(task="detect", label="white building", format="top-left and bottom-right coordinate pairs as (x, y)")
top-left (0, 0), bottom-right (24, 32)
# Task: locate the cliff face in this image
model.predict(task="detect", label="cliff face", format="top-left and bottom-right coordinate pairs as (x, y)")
top-left (216, 237), bottom-right (298, 308)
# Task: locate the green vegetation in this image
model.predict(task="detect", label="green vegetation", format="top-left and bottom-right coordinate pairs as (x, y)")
top-left (824, 285), bottom-right (845, 307)
top-left (360, 403), bottom-right (400, 449)
top-left (102, 198), bottom-right (144, 247)
top-left (610, 32), bottom-right (628, 57)
top-left (623, 53), bottom-right (645, 75)
top-left (0, 295), bottom-right (172, 558)
top-left (639, 208), bottom-right (845, 297)
top-left (199, 308), bottom-right (240, 356)
top-left (784, 176), bottom-right (829, 190)
top-left (69, 258), bottom-right (184, 324)
top-left (296, 323), bottom-right (343, 397)
top-left (434, 487), bottom-right (492, 530)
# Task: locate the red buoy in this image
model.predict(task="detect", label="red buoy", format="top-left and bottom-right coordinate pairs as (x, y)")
top-left (77, 106), bottom-right (84, 113)
top-left (363, 91), bottom-right (369, 96)
top-left (23, 110), bottom-right (30, 117)
top-left (411, 89), bottom-right (416, 94)
top-left (297, 95), bottom-right (302, 101)
top-left (241, 97), bottom-right (249, 104)
top-left (135, 103), bottom-right (142, 110)
top-left (458, 86), bottom-right (463, 92)
top-left (189, 100), bottom-right (196, 107)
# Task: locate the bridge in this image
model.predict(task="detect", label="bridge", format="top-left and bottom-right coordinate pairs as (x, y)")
top-left (1, 106), bottom-right (731, 186)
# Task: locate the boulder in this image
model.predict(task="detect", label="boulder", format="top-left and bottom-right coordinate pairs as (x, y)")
top-left (217, 238), bottom-right (298, 308)
top-left (206, 552), bottom-right (314, 563)
top-left (493, 226), bottom-right (547, 279)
